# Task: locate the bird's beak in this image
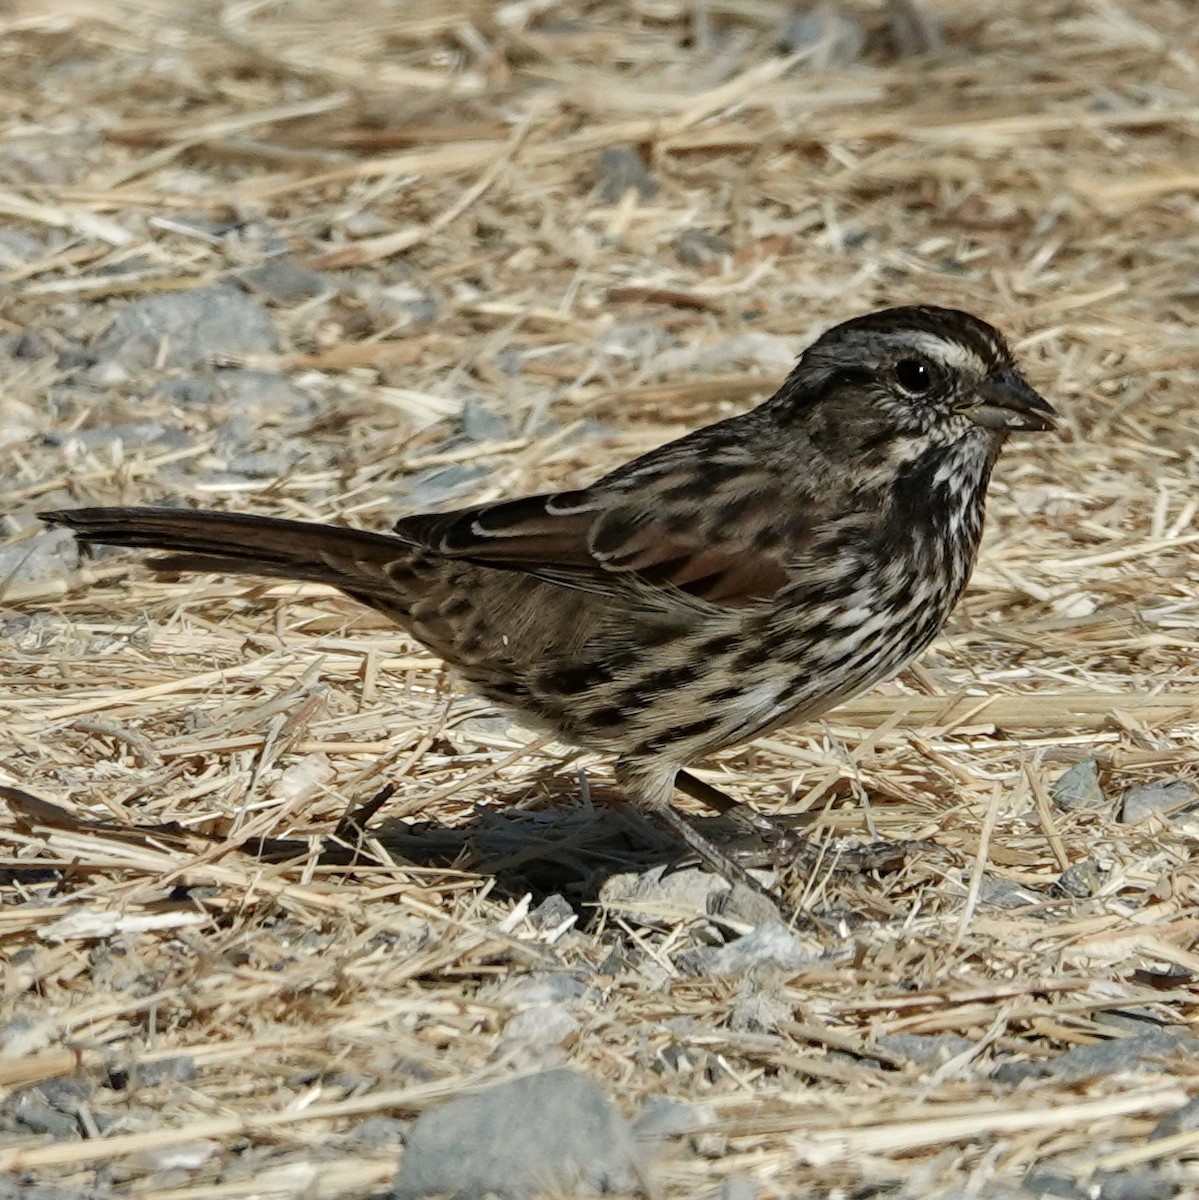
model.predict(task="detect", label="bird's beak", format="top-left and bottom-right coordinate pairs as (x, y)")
top-left (961, 370), bottom-right (1057, 432)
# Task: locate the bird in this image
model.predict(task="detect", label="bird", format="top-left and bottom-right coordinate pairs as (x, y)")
top-left (41, 306), bottom-right (1056, 893)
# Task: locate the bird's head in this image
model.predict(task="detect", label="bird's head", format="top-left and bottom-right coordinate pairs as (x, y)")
top-left (772, 306), bottom-right (1057, 451)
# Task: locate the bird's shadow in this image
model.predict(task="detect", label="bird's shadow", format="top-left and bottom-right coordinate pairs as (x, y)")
top-left (329, 771), bottom-right (762, 915)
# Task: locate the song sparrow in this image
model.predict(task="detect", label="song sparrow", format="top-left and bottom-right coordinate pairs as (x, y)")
top-left (42, 306), bottom-right (1056, 890)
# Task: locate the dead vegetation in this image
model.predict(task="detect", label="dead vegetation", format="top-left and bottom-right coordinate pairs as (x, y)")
top-left (1, 1), bottom-right (1198, 1196)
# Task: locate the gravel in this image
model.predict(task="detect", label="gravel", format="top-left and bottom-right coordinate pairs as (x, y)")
top-left (1119, 779), bottom-right (1197, 823)
top-left (391, 1069), bottom-right (644, 1199)
top-left (92, 283), bottom-right (278, 373)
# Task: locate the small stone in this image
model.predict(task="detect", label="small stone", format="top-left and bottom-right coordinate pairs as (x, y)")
top-left (1092, 1009), bottom-right (1174, 1037)
top-left (0, 526), bottom-right (79, 584)
top-left (46, 421), bottom-right (189, 453)
top-left (1151, 1093), bottom-right (1199, 1140)
top-left (729, 979), bottom-right (792, 1034)
top-left (1120, 779), bottom-right (1197, 824)
top-left (134, 1140), bottom-right (219, 1171)
top-left (599, 864), bottom-right (731, 919)
top-left (345, 1115), bottom-right (409, 1149)
top-left (239, 258), bottom-right (332, 303)
top-left (375, 280), bottom-right (439, 323)
top-left (718, 1175), bottom-right (759, 1200)
top-left (487, 973), bottom-right (590, 1007)
top-left (213, 368), bottom-right (318, 418)
top-left (1050, 759), bottom-right (1105, 811)
top-left (631, 1096), bottom-right (713, 1141)
top-left (528, 893), bottom-right (576, 932)
top-left (391, 1068), bottom-right (644, 1200)
top-left (596, 147), bottom-right (658, 203)
top-left (1094, 1172), bottom-right (1177, 1200)
top-left (992, 1031), bottom-right (1192, 1085)
top-left (877, 1033), bottom-right (975, 1066)
top-left (459, 397), bottom-right (510, 443)
top-left (975, 875), bottom-right (1042, 910)
top-left (93, 283), bottom-right (278, 372)
top-left (498, 1003), bottom-right (579, 1057)
top-left (12, 1100), bottom-right (80, 1139)
top-left (673, 229), bottom-right (733, 270)
top-left (398, 464), bottom-right (491, 511)
top-left (681, 922), bottom-right (819, 977)
top-left (0, 226), bottom-right (44, 266)
top-left (134, 1055), bottom-right (199, 1088)
top-left (1051, 858), bottom-right (1106, 899)
top-left (1024, 1171), bottom-right (1086, 1199)
top-left (778, 5), bottom-right (865, 66)
top-left (885, 0), bottom-right (942, 58)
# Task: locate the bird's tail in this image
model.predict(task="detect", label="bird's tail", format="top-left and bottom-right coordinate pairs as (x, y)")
top-left (39, 506), bottom-right (414, 597)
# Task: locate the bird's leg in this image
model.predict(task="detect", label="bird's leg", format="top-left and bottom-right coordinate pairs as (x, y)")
top-left (616, 760), bottom-right (780, 906)
top-left (674, 769), bottom-right (807, 859)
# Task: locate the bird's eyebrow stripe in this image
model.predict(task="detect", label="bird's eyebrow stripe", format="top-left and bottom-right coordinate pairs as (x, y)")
top-left (880, 331), bottom-right (991, 374)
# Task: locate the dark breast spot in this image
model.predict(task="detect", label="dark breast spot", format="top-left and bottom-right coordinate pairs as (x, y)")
top-left (538, 662), bottom-right (613, 695)
top-left (635, 714), bottom-right (722, 756)
top-left (698, 633), bottom-right (740, 658)
top-left (584, 705), bottom-right (628, 730)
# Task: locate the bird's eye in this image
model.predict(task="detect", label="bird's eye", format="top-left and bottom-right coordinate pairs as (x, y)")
top-left (893, 357), bottom-right (934, 395)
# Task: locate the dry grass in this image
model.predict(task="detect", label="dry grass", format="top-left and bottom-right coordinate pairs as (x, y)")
top-left (2, 0), bottom-right (1199, 1196)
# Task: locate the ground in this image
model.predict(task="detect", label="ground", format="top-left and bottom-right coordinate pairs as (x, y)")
top-left (2, 1), bottom-right (1199, 1197)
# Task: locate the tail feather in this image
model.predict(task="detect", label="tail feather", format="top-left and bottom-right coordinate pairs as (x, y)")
top-left (39, 506), bottom-right (413, 596)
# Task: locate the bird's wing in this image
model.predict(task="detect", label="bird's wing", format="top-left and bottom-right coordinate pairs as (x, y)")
top-left (393, 449), bottom-right (806, 609)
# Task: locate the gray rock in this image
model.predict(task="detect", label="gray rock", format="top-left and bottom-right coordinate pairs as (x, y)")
top-left (391, 1069), bottom-right (644, 1199)
top-left (374, 280), bottom-right (440, 324)
top-left (0, 526), bottom-right (79, 584)
top-left (673, 229), bottom-right (733, 269)
top-left (153, 376), bottom-right (219, 408)
top-left (1120, 779), bottom-right (1197, 824)
top-left (877, 1033), bottom-right (975, 1066)
top-left (596, 147), bottom-right (658, 203)
top-left (94, 284), bottom-right (278, 372)
top-left (631, 1095), bottom-right (713, 1141)
top-left (45, 421), bottom-right (190, 453)
top-left (681, 922), bottom-right (818, 977)
top-left (1050, 759), bottom-right (1105, 811)
top-left (113, 1055), bottom-right (198, 1089)
top-left (718, 1175), bottom-right (758, 1200)
top-left (1094, 1171), bottom-right (1178, 1200)
top-left (487, 973), bottom-right (590, 1007)
top-left (975, 875), bottom-right (1042, 910)
top-left (886, 0), bottom-right (942, 58)
top-left (778, 5), bottom-right (865, 66)
top-left (0, 225), bottom-right (44, 266)
top-left (1151, 1093), bottom-right (1199, 1139)
top-left (498, 1003), bottom-right (578, 1053)
top-left (238, 258), bottom-right (332, 303)
top-left (599, 863), bottom-right (731, 918)
top-left (459, 397), bottom-right (510, 442)
top-left (1092, 1008), bottom-right (1174, 1037)
top-left (1024, 1171), bottom-right (1086, 1199)
top-left (398, 464), bottom-right (491, 511)
top-left (528, 893), bottom-right (576, 932)
top-left (213, 368), bottom-right (317, 418)
top-left (992, 1031), bottom-right (1192, 1085)
top-left (4, 330), bottom-right (52, 359)
top-left (729, 979), bottom-right (792, 1033)
top-left (344, 1114), bottom-right (409, 1148)
top-left (1052, 858), bottom-right (1106, 899)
